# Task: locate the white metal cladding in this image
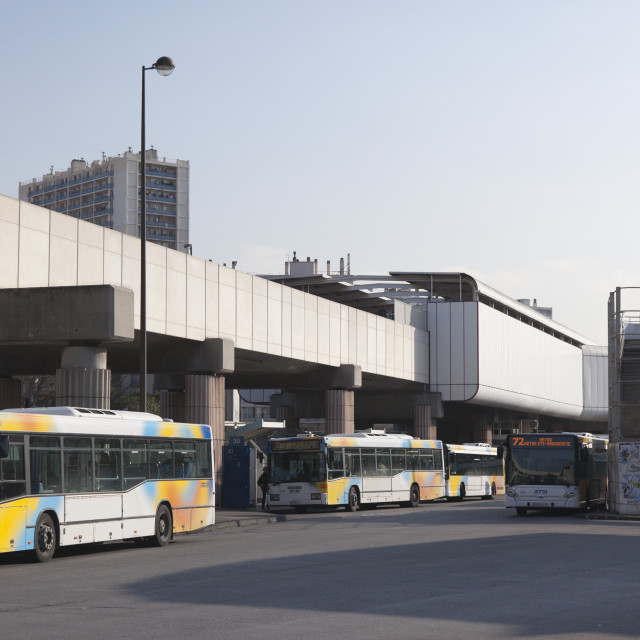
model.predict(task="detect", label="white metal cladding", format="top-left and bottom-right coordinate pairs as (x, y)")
top-left (475, 303), bottom-right (584, 417)
top-left (427, 301), bottom-right (479, 402)
top-left (0, 195), bottom-right (428, 384)
top-left (428, 300), bottom-right (587, 417)
top-left (581, 345), bottom-right (608, 420)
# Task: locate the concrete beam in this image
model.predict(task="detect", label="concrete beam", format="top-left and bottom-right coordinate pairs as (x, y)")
top-left (150, 338), bottom-right (235, 375)
top-left (0, 285), bottom-right (134, 344)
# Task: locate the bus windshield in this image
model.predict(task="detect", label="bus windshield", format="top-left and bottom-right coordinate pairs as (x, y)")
top-left (507, 446), bottom-right (576, 486)
top-left (270, 451), bottom-right (326, 483)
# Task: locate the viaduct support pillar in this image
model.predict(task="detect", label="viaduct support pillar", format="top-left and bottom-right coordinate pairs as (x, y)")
top-left (185, 374), bottom-right (225, 504)
top-left (413, 392), bottom-right (443, 440)
top-left (56, 346), bottom-right (110, 409)
top-left (0, 377), bottom-right (22, 409)
top-left (325, 389), bottom-right (355, 434)
top-left (324, 365), bottom-right (361, 435)
top-left (414, 405), bottom-right (437, 440)
top-left (473, 412), bottom-right (492, 445)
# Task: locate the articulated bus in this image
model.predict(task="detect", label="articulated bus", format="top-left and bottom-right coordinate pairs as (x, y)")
top-left (0, 407), bottom-right (215, 561)
top-left (267, 431), bottom-right (445, 511)
top-left (501, 432), bottom-right (608, 516)
top-left (444, 443), bottom-right (505, 500)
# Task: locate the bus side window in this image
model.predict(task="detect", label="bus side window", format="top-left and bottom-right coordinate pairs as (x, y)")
top-left (345, 449), bottom-right (361, 477)
top-left (361, 451), bottom-right (375, 476)
top-left (328, 449), bottom-right (344, 480)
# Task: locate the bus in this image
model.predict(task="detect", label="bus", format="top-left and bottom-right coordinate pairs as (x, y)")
top-left (444, 443), bottom-right (505, 500)
top-left (0, 407), bottom-right (215, 561)
top-left (501, 432), bottom-right (608, 516)
top-left (267, 430), bottom-right (445, 512)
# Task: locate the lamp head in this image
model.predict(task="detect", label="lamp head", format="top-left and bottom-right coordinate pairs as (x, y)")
top-left (153, 56), bottom-right (175, 76)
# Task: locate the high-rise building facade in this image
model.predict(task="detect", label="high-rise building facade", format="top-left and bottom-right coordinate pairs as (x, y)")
top-left (19, 149), bottom-right (189, 252)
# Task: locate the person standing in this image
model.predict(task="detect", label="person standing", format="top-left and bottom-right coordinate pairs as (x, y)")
top-left (257, 466), bottom-right (269, 510)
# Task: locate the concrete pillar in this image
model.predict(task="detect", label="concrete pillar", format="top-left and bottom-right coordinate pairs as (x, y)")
top-left (0, 377), bottom-right (22, 409)
top-left (185, 374), bottom-right (225, 504)
top-left (414, 404), bottom-right (437, 440)
top-left (270, 392), bottom-right (299, 433)
top-left (56, 346), bottom-right (110, 409)
top-left (472, 413), bottom-right (492, 445)
top-left (325, 389), bottom-right (354, 434)
top-left (159, 390), bottom-right (186, 423)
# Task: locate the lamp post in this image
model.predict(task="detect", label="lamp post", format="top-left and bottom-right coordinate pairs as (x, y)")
top-left (140, 56), bottom-right (175, 412)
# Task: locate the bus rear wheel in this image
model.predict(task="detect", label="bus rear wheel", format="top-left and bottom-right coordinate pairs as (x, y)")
top-left (409, 484), bottom-right (420, 508)
top-left (482, 483), bottom-right (496, 500)
top-left (153, 505), bottom-right (173, 547)
top-left (347, 486), bottom-right (360, 512)
top-left (34, 512), bottom-right (57, 562)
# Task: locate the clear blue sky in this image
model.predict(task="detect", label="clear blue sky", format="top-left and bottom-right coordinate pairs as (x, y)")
top-left (2, 1), bottom-right (639, 344)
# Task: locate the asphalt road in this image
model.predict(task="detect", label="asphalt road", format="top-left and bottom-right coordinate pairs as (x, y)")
top-left (1, 498), bottom-right (638, 640)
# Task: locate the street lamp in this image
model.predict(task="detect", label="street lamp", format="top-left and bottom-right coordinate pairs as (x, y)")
top-left (140, 56), bottom-right (175, 412)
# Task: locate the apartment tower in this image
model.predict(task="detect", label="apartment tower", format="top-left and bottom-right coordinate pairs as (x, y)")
top-left (19, 149), bottom-right (189, 252)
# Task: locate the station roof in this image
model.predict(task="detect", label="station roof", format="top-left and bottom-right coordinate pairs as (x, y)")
top-left (263, 271), bottom-right (598, 348)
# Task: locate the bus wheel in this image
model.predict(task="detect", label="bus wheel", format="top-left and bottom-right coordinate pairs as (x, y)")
top-left (34, 512), bottom-right (57, 562)
top-left (153, 505), bottom-right (172, 547)
top-left (409, 484), bottom-right (420, 508)
top-left (347, 487), bottom-right (360, 512)
top-left (516, 507), bottom-right (527, 517)
top-left (482, 483), bottom-right (496, 500)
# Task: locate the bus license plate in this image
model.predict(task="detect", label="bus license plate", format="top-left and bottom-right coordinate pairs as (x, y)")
top-left (533, 501), bottom-right (550, 507)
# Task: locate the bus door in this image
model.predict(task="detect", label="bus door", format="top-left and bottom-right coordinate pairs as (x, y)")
top-left (361, 449), bottom-right (392, 502)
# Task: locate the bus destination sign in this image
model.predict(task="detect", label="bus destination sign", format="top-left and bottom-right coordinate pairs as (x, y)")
top-left (271, 439), bottom-right (322, 452)
top-left (511, 436), bottom-right (573, 448)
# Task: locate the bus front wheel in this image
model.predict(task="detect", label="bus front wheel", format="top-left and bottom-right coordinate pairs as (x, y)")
top-left (34, 512), bottom-right (57, 562)
top-left (516, 507), bottom-right (527, 517)
top-left (153, 505), bottom-right (173, 547)
top-left (347, 487), bottom-right (360, 512)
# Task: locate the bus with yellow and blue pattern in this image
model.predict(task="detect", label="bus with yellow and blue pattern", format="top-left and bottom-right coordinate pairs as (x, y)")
top-left (267, 431), bottom-right (445, 512)
top-left (443, 443), bottom-right (505, 500)
top-left (0, 407), bottom-right (214, 561)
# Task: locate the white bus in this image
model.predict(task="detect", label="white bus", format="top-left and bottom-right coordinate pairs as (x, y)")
top-left (444, 443), bottom-right (505, 500)
top-left (268, 431), bottom-right (445, 512)
top-left (501, 432), bottom-right (608, 516)
top-left (0, 407), bottom-right (215, 561)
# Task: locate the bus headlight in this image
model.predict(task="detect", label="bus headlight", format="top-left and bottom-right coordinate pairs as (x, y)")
top-left (563, 489), bottom-right (575, 499)
top-left (311, 493), bottom-right (321, 500)
top-left (507, 489), bottom-right (518, 498)
top-left (269, 494), bottom-right (280, 501)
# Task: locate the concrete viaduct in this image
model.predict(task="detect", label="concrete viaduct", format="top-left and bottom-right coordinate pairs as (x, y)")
top-left (0, 195), bottom-right (609, 491)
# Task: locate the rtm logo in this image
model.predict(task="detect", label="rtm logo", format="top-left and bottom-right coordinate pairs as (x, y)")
top-left (534, 489), bottom-right (548, 496)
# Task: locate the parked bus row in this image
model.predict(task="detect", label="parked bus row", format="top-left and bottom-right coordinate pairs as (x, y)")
top-left (266, 431), bottom-right (505, 512)
top-left (0, 406), bottom-right (609, 563)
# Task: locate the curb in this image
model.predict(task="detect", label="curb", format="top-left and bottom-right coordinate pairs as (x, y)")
top-left (212, 514), bottom-right (287, 531)
top-left (576, 512), bottom-right (640, 521)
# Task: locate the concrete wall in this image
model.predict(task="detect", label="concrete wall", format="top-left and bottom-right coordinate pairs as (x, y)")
top-left (0, 195), bottom-right (428, 384)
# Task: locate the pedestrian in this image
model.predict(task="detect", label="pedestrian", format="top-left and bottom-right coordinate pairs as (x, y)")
top-left (257, 466), bottom-right (270, 510)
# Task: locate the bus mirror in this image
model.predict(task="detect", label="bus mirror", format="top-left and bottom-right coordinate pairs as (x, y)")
top-left (497, 445), bottom-right (504, 460)
top-left (0, 434), bottom-right (8, 458)
top-left (580, 447), bottom-right (588, 462)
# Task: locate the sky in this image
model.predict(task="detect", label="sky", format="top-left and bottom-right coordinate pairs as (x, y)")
top-left (2, 1), bottom-right (640, 345)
